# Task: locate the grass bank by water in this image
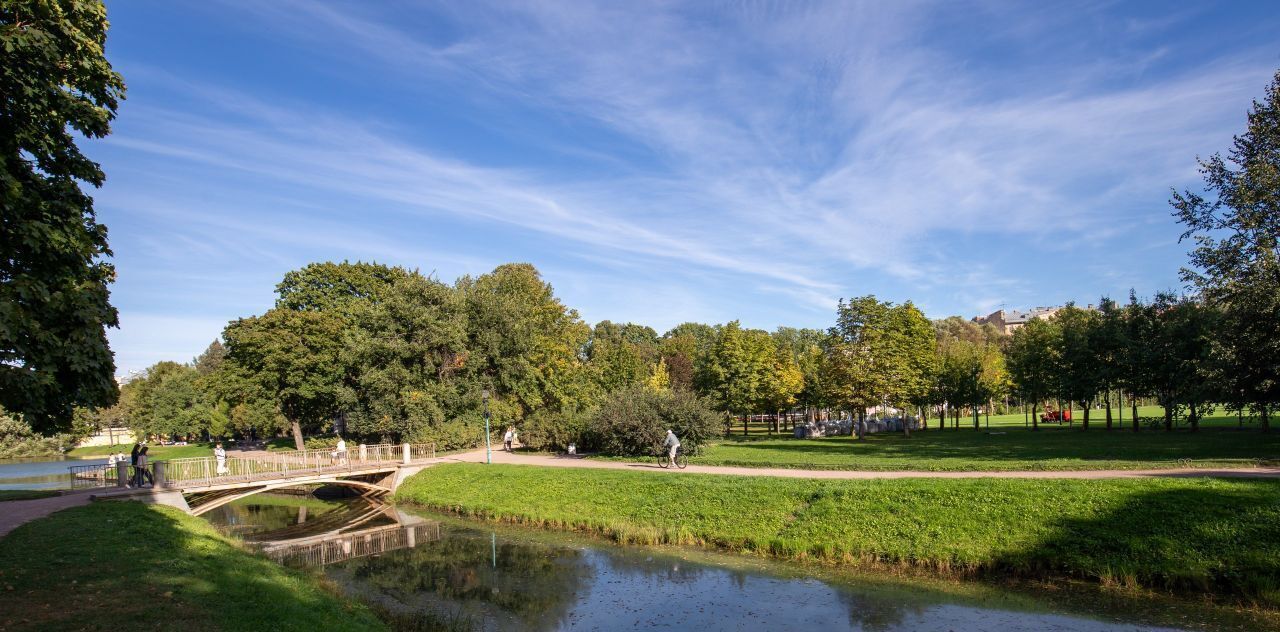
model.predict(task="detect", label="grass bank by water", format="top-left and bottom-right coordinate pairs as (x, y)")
top-left (68, 442), bottom-right (218, 459)
top-left (396, 463), bottom-right (1280, 608)
top-left (0, 502), bottom-right (385, 631)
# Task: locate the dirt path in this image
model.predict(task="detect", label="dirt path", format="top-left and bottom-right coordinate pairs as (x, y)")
top-left (436, 447), bottom-right (1280, 480)
top-left (0, 494), bottom-right (90, 539)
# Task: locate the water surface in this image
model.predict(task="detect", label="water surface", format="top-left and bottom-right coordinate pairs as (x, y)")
top-left (0, 456), bottom-right (107, 490)
top-left (204, 492), bottom-right (1273, 631)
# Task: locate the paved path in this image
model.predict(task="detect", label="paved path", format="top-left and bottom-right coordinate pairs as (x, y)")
top-left (0, 494), bottom-right (90, 539)
top-left (437, 447), bottom-right (1280, 480)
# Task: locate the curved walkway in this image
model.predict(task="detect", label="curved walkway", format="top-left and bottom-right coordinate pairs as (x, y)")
top-left (439, 447), bottom-right (1280, 480)
top-left (0, 494), bottom-right (90, 538)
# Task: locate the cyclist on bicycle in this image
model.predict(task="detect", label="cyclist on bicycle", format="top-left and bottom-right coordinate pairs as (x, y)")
top-left (663, 429), bottom-right (681, 468)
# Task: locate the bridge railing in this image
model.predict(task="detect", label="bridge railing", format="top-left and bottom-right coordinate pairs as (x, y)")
top-left (68, 442), bottom-right (438, 490)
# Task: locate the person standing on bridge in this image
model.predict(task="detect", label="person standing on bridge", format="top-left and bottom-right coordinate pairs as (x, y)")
top-left (129, 443), bottom-right (142, 487)
top-left (336, 436), bottom-right (348, 464)
top-left (214, 443), bottom-right (228, 475)
top-left (137, 446), bottom-right (154, 488)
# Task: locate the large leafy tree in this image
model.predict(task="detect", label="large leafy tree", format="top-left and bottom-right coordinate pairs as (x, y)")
top-left (342, 273), bottom-right (467, 442)
top-left (275, 260), bottom-right (412, 315)
top-left (458, 264), bottom-right (592, 420)
top-left (1054, 305), bottom-right (1102, 430)
top-left (1, 0), bottom-right (125, 433)
top-left (826, 296), bottom-right (891, 420)
top-left (1005, 318), bottom-right (1061, 430)
top-left (700, 321), bottom-right (777, 432)
top-left (222, 308), bottom-right (347, 449)
top-left (1172, 68), bottom-right (1280, 430)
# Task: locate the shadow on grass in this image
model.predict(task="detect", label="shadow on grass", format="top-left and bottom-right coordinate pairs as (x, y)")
top-left (993, 480), bottom-right (1280, 606)
top-left (0, 501), bottom-right (383, 631)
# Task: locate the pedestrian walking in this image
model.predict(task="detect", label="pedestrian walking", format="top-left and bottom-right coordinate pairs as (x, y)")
top-left (503, 427), bottom-right (514, 452)
top-left (129, 443), bottom-right (142, 487)
top-left (137, 447), bottom-right (154, 487)
top-left (214, 443), bottom-right (228, 475)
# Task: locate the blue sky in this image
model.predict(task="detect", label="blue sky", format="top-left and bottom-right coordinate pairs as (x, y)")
top-left (92, 1), bottom-right (1280, 375)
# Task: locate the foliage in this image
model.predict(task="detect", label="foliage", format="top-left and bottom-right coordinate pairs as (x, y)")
top-left (1173, 68), bottom-right (1280, 429)
top-left (582, 385), bottom-right (723, 456)
top-left (0, 407), bottom-right (68, 457)
top-left (459, 263), bottom-right (593, 419)
top-left (222, 308), bottom-right (347, 448)
top-left (1005, 318), bottom-right (1060, 429)
top-left (342, 272), bottom-right (466, 442)
top-left (0, 502), bottom-right (386, 631)
top-left (398, 464), bottom-right (1280, 605)
top-left (517, 407), bottom-right (590, 452)
top-left (1, 0), bottom-right (125, 434)
top-left (826, 297), bottom-right (936, 418)
top-left (699, 321), bottom-right (778, 416)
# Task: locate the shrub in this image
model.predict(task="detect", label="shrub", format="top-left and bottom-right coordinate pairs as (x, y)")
top-left (520, 408), bottom-right (591, 452)
top-left (0, 410), bottom-right (70, 458)
top-left (582, 386), bottom-right (723, 456)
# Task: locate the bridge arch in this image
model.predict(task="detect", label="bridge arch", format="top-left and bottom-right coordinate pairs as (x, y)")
top-left (188, 478), bottom-right (390, 517)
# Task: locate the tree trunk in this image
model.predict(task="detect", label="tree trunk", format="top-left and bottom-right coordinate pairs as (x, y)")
top-left (1163, 401), bottom-right (1173, 432)
top-left (1082, 401), bottom-right (1090, 431)
top-left (291, 420), bottom-right (305, 451)
top-left (743, 415), bottom-right (748, 437)
top-left (1190, 402), bottom-right (1199, 432)
top-left (1104, 391), bottom-right (1112, 430)
top-left (1132, 395), bottom-right (1139, 432)
top-left (938, 405), bottom-right (945, 430)
top-left (1263, 406), bottom-right (1270, 432)
top-left (1032, 403), bottom-right (1039, 431)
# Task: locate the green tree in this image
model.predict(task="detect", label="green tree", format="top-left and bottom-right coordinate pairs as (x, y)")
top-left (1054, 305), bottom-right (1102, 430)
top-left (458, 264), bottom-right (592, 421)
top-left (275, 260), bottom-right (412, 314)
top-left (1172, 68), bottom-right (1280, 430)
top-left (1, 0), bottom-right (125, 433)
top-left (222, 308), bottom-right (347, 449)
top-left (772, 327), bottom-right (831, 422)
top-left (1005, 318), bottom-right (1061, 430)
top-left (700, 321), bottom-right (777, 433)
top-left (342, 273), bottom-right (467, 443)
top-left (826, 297), bottom-right (891, 422)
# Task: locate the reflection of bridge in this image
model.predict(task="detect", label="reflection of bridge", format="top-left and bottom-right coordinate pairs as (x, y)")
top-left (252, 504), bottom-right (442, 568)
top-left (71, 443), bottom-right (439, 514)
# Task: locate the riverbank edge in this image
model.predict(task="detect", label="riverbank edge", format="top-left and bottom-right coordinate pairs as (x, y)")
top-left (588, 453), bottom-right (1280, 471)
top-left (393, 463), bottom-right (1280, 612)
top-left (0, 502), bottom-right (387, 631)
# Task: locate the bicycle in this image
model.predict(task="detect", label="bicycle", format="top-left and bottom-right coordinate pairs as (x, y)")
top-left (657, 446), bottom-right (688, 469)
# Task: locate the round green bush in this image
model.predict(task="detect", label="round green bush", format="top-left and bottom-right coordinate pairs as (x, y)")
top-left (582, 386), bottom-right (723, 456)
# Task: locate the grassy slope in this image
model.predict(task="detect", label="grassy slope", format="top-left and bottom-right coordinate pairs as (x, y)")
top-left (396, 463), bottom-right (1280, 607)
top-left (68, 442), bottom-right (218, 459)
top-left (0, 502), bottom-right (385, 632)
top-left (0, 490), bottom-right (59, 502)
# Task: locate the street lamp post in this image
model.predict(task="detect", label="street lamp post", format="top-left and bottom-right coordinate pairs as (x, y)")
top-left (482, 389), bottom-right (491, 464)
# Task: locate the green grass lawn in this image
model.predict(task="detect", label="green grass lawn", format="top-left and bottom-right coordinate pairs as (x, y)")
top-left (0, 490), bottom-right (59, 502)
top-left (68, 442), bottom-right (219, 460)
top-left (675, 406), bottom-right (1280, 471)
top-left (396, 463), bottom-right (1280, 607)
top-left (0, 501), bottom-right (385, 632)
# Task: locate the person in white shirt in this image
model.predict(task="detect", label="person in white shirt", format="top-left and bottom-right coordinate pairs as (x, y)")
top-left (214, 443), bottom-right (228, 475)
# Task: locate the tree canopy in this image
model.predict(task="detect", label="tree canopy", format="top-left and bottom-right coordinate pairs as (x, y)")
top-left (1, 0), bottom-right (124, 433)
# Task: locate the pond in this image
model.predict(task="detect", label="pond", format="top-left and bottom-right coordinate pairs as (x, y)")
top-left (202, 489), bottom-right (1271, 631)
top-left (0, 456), bottom-right (108, 490)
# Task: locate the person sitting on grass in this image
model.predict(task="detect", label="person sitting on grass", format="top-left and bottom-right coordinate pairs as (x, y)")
top-left (663, 429), bottom-right (681, 468)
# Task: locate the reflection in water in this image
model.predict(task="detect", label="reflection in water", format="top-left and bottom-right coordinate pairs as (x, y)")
top-left (206, 494), bottom-right (1256, 632)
